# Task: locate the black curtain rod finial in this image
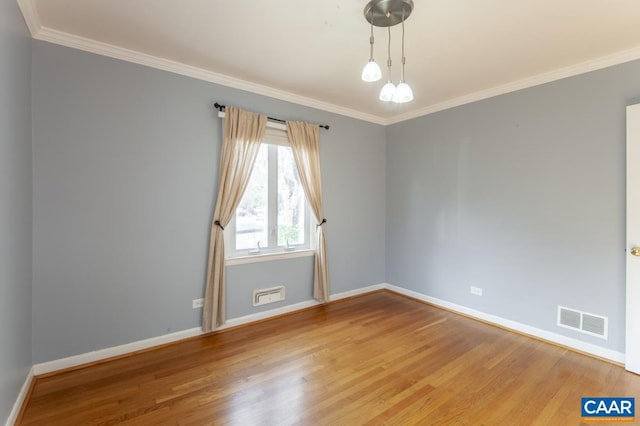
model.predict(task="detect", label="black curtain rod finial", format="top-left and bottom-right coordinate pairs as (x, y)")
top-left (214, 102), bottom-right (329, 130)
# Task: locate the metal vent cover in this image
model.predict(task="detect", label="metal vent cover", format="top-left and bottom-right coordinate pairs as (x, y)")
top-left (253, 286), bottom-right (285, 307)
top-left (582, 313), bottom-right (606, 336)
top-left (559, 308), bottom-right (581, 329)
top-left (557, 306), bottom-right (608, 339)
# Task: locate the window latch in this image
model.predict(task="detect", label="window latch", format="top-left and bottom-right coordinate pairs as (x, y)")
top-left (249, 241), bottom-right (261, 255)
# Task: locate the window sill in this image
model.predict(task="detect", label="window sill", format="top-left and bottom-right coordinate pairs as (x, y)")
top-left (225, 249), bottom-right (315, 266)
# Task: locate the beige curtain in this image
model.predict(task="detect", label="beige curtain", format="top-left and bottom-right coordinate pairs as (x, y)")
top-left (286, 121), bottom-right (329, 302)
top-left (203, 107), bottom-right (267, 331)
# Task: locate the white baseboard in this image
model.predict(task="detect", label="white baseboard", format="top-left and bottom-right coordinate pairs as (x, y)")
top-left (32, 327), bottom-right (203, 376)
top-left (221, 283), bottom-right (385, 329)
top-left (5, 367), bottom-right (34, 426)
top-left (33, 284), bottom-right (386, 376)
top-left (384, 284), bottom-right (626, 364)
top-left (30, 282), bottom-right (624, 378)
top-left (331, 283), bottom-right (387, 301)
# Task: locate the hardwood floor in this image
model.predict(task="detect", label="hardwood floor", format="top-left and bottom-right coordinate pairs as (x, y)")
top-left (18, 291), bottom-right (640, 425)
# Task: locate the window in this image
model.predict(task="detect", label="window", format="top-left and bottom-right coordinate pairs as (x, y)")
top-left (225, 128), bottom-right (312, 258)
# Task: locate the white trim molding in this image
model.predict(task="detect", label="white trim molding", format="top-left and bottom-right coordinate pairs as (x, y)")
top-left (225, 249), bottom-right (314, 266)
top-left (29, 282), bottom-right (623, 379)
top-left (221, 283), bottom-right (385, 329)
top-left (32, 284), bottom-right (386, 376)
top-left (12, 282), bottom-right (627, 424)
top-left (386, 46), bottom-right (640, 125)
top-left (15, 0), bottom-right (40, 37)
top-left (32, 328), bottom-right (204, 376)
top-left (384, 284), bottom-right (626, 364)
top-left (17, 0), bottom-right (640, 127)
top-left (5, 367), bottom-right (34, 426)
top-left (20, 25), bottom-right (385, 125)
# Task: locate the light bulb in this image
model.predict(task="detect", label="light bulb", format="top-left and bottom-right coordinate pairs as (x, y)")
top-left (379, 81), bottom-right (396, 102)
top-left (361, 60), bottom-right (382, 82)
top-left (392, 82), bottom-right (413, 103)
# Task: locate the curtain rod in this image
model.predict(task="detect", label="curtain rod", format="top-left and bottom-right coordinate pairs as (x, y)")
top-left (214, 103), bottom-right (330, 130)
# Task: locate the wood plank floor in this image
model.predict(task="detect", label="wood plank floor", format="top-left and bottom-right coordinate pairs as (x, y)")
top-left (18, 290), bottom-right (640, 425)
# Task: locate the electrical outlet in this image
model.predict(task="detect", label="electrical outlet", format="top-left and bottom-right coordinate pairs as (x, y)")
top-left (470, 286), bottom-right (483, 296)
top-left (192, 298), bottom-right (204, 309)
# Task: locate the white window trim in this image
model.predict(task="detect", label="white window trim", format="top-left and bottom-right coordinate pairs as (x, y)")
top-left (220, 117), bottom-right (315, 261)
top-left (225, 249), bottom-right (315, 266)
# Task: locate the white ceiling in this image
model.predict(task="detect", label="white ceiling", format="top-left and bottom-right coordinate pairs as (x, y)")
top-left (17, 0), bottom-right (640, 125)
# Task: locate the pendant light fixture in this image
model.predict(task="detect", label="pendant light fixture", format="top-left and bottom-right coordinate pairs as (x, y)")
top-left (379, 27), bottom-right (395, 101)
top-left (362, 0), bottom-right (414, 103)
top-left (361, 9), bottom-right (382, 82)
top-left (392, 6), bottom-right (413, 103)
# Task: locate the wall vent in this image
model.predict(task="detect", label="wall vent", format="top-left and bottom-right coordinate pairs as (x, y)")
top-left (557, 306), bottom-right (607, 339)
top-left (253, 286), bottom-right (285, 307)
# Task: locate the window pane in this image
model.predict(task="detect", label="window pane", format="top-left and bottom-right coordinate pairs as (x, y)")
top-left (235, 144), bottom-right (268, 250)
top-left (277, 146), bottom-right (305, 246)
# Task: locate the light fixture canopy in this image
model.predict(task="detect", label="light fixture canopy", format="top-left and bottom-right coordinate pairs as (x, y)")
top-left (364, 0), bottom-right (414, 27)
top-left (362, 0), bottom-right (414, 103)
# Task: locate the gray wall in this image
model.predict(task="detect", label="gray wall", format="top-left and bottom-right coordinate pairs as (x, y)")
top-left (31, 21), bottom-right (639, 365)
top-left (0, 0), bottom-right (32, 422)
top-left (32, 41), bottom-right (386, 363)
top-left (387, 60), bottom-right (640, 352)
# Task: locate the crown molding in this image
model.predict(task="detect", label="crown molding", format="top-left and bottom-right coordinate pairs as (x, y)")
top-left (386, 46), bottom-right (640, 125)
top-left (28, 25), bottom-right (387, 126)
top-left (16, 0), bottom-right (41, 36)
top-left (16, 0), bottom-right (640, 127)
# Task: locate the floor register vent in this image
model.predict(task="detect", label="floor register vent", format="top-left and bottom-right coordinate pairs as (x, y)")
top-left (557, 306), bottom-right (608, 339)
top-left (253, 285), bottom-right (285, 307)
